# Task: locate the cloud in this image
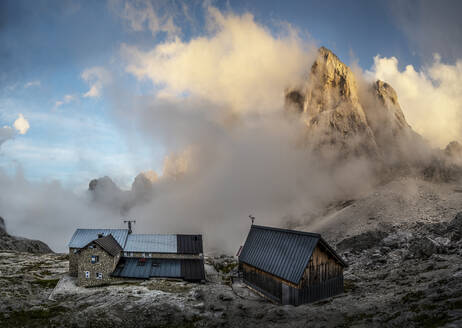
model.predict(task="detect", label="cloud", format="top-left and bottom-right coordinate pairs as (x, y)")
top-left (105, 5), bottom-right (383, 253)
top-left (54, 94), bottom-right (77, 109)
top-left (0, 113), bottom-right (30, 148)
top-left (24, 80), bottom-right (41, 88)
top-left (0, 126), bottom-right (15, 147)
top-left (110, 0), bottom-right (180, 39)
top-left (0, 166), bottom-right (122, 252)
top-left (81, 66), bottom-right (111, 98)
top-left (13, 113), bottom-right (30, 135)
top-left (121, 6), bottom-right (314, 114)
top-left (367, 54), bottom-right (462, 147)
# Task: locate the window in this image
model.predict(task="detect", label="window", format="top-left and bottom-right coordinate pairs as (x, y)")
top-left (129, 252), bottom-right (133, 257)
top-left (124, 252), bottom-right (128, 256)
top-left (96, 272), bottom-right (103, 279)
top-left (142, 253), bottom-right (146, 258)
top-left (91, 255), bottom-right (99, 264)
top-left (148, 253), bottom-right (152, 257)
top-left (84, 271), bottom-right (90, 279)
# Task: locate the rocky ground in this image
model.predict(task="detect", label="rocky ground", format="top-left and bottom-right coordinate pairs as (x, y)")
top-left (0, 216), bottom-right (52, 254)
top-left (1, 213), bottom-right (461, 327)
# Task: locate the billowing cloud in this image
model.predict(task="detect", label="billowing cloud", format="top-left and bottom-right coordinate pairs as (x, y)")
top-left (368, 54), bottom-right (462, 147)
top-left (81, 66), bottom-right (111, 98)
top-left (121, 7), bottom-right (314, 114)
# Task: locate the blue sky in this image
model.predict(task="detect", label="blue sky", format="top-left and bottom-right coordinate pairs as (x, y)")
top-left (1, 0), bottom-right (461, 190)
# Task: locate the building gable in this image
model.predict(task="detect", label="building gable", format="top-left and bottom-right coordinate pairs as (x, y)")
top-left (68, 229), bottom-right (129, 249)
top-left (238, 225), bottom-right (345, 285)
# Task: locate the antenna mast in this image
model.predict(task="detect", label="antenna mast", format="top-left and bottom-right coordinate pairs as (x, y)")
top-left (123, 219), bottom-right (136, 234)
top-left (249, 215), bottom-right (255, 226)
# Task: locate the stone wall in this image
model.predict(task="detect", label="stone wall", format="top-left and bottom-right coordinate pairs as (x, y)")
top-left (69, 248), bottom-right (79, 277)
top-left (77, 245), bottom-right (120, 287)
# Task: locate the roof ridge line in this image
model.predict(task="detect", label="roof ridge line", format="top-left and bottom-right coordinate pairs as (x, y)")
top-left (251, 225), bottom-right (321, 238)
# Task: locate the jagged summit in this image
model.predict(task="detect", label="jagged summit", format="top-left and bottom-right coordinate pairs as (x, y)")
top-left (285, 46), bottom-right (425, 165)
top-left (286, 46), bottom-right (380, 159)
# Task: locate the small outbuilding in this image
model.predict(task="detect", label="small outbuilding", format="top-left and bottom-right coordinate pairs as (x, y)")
top-left (238, 225), bottom-right (347, 305)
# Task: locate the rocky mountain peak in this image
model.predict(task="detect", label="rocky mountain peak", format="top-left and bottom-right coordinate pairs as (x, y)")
top-left (372, 80), bottom-right (408, 131)
top-left (310, 46), bottom-right (361, 104)
top-left (285, 46), bottom-right (380, 159)
top-left (284, 47), bottom-right (435, 166)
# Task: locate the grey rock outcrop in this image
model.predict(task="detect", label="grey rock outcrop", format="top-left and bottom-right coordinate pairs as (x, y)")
top-left (131, 170), bottom-right (157, 202)
top-left (0, 216), bottom-right (53, 254)
top-left (0, 216), bottom-right (6, 233)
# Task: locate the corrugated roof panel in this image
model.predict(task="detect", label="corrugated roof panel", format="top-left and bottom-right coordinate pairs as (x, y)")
top-left (113, 258), bottom-right (151, 278)
top-left (177, 235), bottom-right (203, 254)
top-left (112, 258), bottom-right (182, 278)
top-left (181, 259), bottom-right (205, 281)
top-left (68, 229), bottom-right (129, 249)
top-left (238, 225), bottom-right (321, 285)
top-left (150, 259), bottom-right (181, 277)
top-left (123, 234), bottom-right (177, 253)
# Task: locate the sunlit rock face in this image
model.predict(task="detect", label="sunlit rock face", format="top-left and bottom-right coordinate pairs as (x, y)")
top-left (285, 47), bottom-right (430, 166)
top-left (286, 47), bottom-right (380, 160)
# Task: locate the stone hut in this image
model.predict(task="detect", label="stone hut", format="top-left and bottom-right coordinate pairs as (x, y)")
top-left (77, 234), bottom-right (122, 287)
top-left (68, 228), bottom-right (205, 286)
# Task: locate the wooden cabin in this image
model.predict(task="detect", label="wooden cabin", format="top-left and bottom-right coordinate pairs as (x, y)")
top-left (238, 225), bottom-right (347, 305)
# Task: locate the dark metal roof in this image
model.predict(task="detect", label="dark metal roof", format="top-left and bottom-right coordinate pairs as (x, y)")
top-left (68, 229), bottom-right (128, 249)
top-left (181, 259), bottom-right (205, 281)
top-left (112, 258), bottom-right (153, 278)
top-left (93, 234), bottom-right (123, 257)
top-left (112, 258), bottom-right (204, 281)
top-left (177, 235), bottom-right (203, 254)
top-left (151, 259), bottom-right (181, 278)
top-left (238, 225), bottom-right (346, 285)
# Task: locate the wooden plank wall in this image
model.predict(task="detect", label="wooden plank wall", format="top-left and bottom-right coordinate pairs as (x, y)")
top-left (301, 244), bottom-right (343, 287)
